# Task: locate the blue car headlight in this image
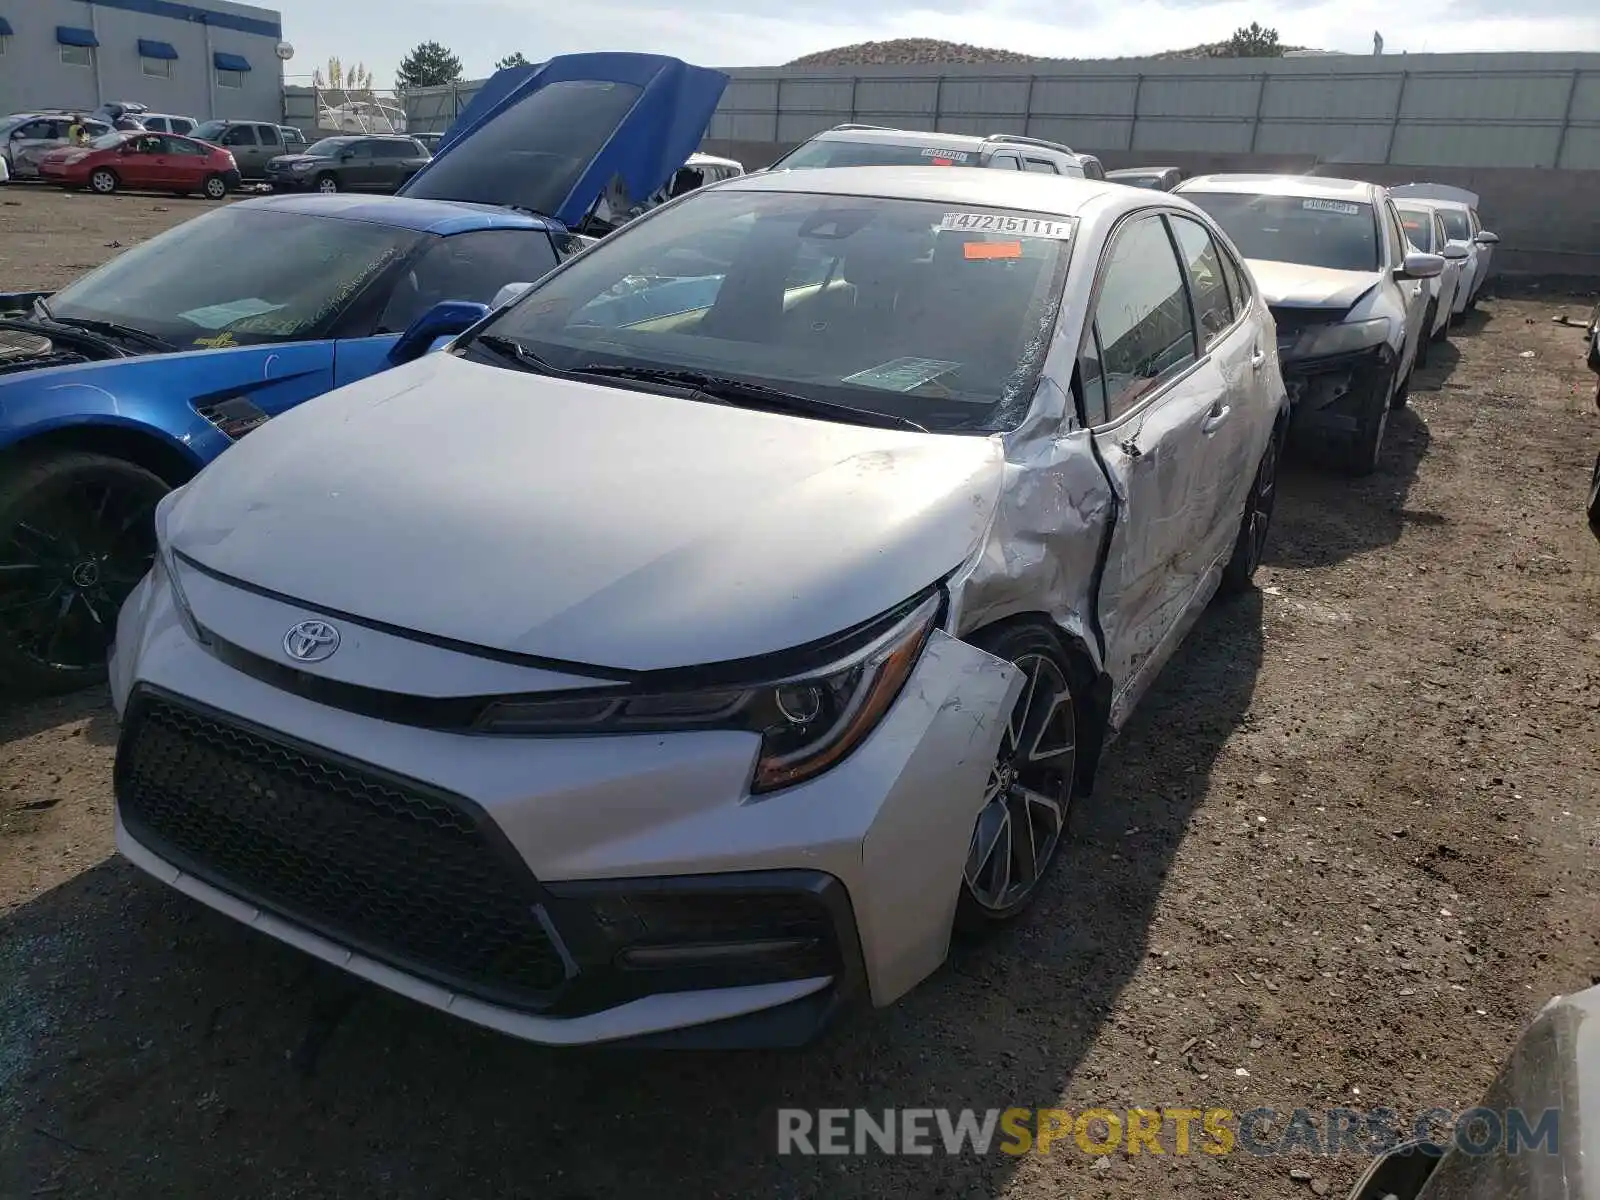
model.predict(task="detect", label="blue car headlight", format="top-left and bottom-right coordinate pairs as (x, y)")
top-left (476, 591), bottom-right (942, 793)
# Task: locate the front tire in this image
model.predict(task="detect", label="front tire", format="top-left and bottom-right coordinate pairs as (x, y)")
top-left (1339, 365), bottom-right (1395, 477)
top-left (202, 173), bottom-right (228, 200)
top-left (1587, 452), bottom-right (1600, 540)
top-left (0, 452), bottom-right (169, 698)
top-left (955, 623), bottom-right (1081, 930)
top-left (315, 173), bottom-right (340, 194)
top-left (1416, 302), bottom-right (1435, 367)
top-left (89, 168), bottom-right (119, 195)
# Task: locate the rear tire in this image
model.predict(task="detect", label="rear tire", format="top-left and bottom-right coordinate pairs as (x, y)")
top-left (89, 168), bottom-right (119, 195)
top-left (1220, 419), bottom-right (1284, 595)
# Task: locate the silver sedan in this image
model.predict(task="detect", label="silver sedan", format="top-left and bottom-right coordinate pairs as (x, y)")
top-left (109, 167), bottom-right (1288, 1048)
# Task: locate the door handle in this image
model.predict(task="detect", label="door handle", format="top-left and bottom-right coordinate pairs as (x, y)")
top-left (1202, 404), bottom-right (1231, 434)
top-left (1249, 349), bottom-right (1267, 370)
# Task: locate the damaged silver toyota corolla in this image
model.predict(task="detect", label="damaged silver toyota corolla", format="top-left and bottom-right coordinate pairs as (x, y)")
top-left (1177, 173), bottom-right (1446, 476)
top-left (108, 167), bottom-right (1288, 1049)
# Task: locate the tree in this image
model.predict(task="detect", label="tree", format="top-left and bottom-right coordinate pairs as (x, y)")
top-left (313, 57), bottom-right (373, 93)
top-left (396, 41), bottom-right (464, 90)
top-left (495, 51), bottom-right (532, 71)
top-left (1219, 22), bottom-right (1283, 57)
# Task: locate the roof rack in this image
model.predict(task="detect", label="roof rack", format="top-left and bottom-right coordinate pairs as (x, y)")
top-left (829, 122), bottom-right (896, 132)
top-left (985, 133), bottom-right (1076, 156)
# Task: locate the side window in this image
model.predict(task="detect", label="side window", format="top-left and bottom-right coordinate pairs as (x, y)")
top-left (1167, 214), bottom-right (1235, 350)
top-left (350, 142), bottom-right (375, 159)
top-left (17, 120), bottom-right (50, 139)
top-left (1091, 213), bottom-right (1198, 420)
top-left (1434, 214), bottom-right (1449, 252)
top-left (1216, 239), bottom-right (1251, 318)
top-left (987, 152), bottom-right (1022, 170)
top-left (1383, 203), bottom-right (1407, 265)
top-left (258, 125), bottom-right (281, 147)
top-left (222, 126), bottom-right (256, 147)
top-left (1468, 208), bottom-right (1482, 235)
top-left (171, 137), bottom-right (207, 156)
top-left (1023, 157), bottom-right (1058, 174)
top-left (173, 119), bottom-right (194, 135)
top-left (1077, 326), bottom-right (1109, 427)
top-left (378, 230), bottom-right (560, 333)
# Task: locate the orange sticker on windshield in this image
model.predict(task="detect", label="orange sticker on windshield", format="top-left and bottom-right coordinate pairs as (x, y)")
top-left (964, 240), bottom-right (1023, 260)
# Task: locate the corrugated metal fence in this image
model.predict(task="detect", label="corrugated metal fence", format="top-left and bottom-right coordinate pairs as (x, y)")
top-left (398, 51), bottom-right (1600, 170)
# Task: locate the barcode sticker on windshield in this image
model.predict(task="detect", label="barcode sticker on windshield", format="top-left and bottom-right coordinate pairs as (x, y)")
top-left (1302, 198), bottom-right (1361, 215)
top-left (940, 212), bottom-right (1073, 239)
top-left (921, 147), bottom-right (971, 162)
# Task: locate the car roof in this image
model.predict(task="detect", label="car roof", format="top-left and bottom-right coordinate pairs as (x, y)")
top-left (808, 127), bottom-right (991, 150)
top-left (1178, 173), bottom-right (1385, 202)
top-left (231, 193), bottom-right (559, 235)
top-left (722, 164), bottom-right (1123, 214)
top-left (1109, 166), bottom-right (1178, 176)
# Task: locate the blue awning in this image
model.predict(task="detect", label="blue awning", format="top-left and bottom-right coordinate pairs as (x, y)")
top-left (0, 18), bottom-right (14, 37)
top-left (213, 52), bottom-right (252, 72)
top-left (138, 39), bottom-right (179, 60)
top-left (56, 26), bottom-right (100, 48)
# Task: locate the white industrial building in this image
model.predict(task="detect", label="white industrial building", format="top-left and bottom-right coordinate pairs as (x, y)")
top-left (0, 0), bottom-right (286, 124)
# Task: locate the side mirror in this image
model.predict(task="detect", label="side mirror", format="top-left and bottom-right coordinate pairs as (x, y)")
top-left (490, 281), bottom-right (535, 309)
top-left (1474, 230), bottom-right (1500, 245)
top-left (1398, 251), bottom-right (1445, 280)
top-left (386, 299), bottom-right (490, 366)
top-left (1440, 242), bottom-right (1470, 261)
top-left (340, 150), bottom-right (355, 161)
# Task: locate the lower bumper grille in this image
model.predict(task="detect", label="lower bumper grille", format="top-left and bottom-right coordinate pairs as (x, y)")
top-left (115, 688), bottom-right (569, 1009)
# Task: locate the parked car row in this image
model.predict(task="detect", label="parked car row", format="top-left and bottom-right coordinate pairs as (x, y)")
top-left (0, 92), bottom-right (1533, 1055)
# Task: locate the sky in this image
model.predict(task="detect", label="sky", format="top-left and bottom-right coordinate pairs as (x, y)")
top-left (269, 0), bottom-right (1600, 89)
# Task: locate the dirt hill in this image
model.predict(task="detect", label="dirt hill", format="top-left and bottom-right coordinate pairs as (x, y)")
top-left (783, 37), bottom-right (1312, 67)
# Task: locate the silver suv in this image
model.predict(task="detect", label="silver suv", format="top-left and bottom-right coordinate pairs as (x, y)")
top-left (769, 124), bottom-right (1093, 178)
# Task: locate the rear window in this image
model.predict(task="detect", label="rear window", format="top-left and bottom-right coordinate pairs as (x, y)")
top-left (1182, 191), bottom-right (1379, 273)
top-left (775, 138), bottom-right (979, 170)
top-left (471, 189), bottom-right (1076, 434)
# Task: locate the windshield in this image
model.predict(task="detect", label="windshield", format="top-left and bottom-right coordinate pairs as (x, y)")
top-left (88, 132), bottom-right (128, 151)
top-left (469, 190), bottom-right (1074, 433)
top-left (305, 138), bottom-right (355, 157)
top-left (774, 139), bottom-right (980, 170)
top-left (1436, 208), bottom-right (1470, 241)
top-left (1396, 207), bottom-right (1436, 251)
top-left (48, 206), bottom-right (428, 348)
top-left (402, 79), bottom-right (643, 215)
top-left (1182, 191), bottom-right (1379, 272)
top-left (191, 120), bottom-right (226, 142)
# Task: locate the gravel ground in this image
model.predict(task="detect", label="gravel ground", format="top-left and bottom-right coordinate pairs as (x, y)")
top-left (2, 186), bottom-right (1599, 1200)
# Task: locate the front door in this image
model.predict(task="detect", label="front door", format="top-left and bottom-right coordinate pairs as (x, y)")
top-left (1382, 200), bottom-right (1426, 380)
top-left (219, 124), bottom-right (260, 175)
top-left (1078, 212), bottom-right (1217, 701)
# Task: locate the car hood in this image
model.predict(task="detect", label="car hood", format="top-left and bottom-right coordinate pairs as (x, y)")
top-left (1246, 259), bottom-right (1381, 309)
top-left (267, 154), bottom-right (326, 167)
top-left (397, 52), bottom-right (728, 229)
top-left (166, 353), bottom-right (1005, 672)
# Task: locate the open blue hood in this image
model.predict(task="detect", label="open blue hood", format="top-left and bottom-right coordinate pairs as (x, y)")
top-left (398, 52), bottom-right (728, 229)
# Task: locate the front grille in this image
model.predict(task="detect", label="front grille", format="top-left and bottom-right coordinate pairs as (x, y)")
top-left (116, 689), bottom-right (570, 1008)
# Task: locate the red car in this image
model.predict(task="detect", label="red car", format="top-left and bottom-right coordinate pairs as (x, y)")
top-left (39, 131), bottom-right (240, 200)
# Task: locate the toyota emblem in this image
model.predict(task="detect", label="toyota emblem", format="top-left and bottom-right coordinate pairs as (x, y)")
top-left (283, 619), bottom-right (341, 663)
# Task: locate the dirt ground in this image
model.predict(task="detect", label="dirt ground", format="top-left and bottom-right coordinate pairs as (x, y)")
top-left (2, 184), bottom-right (1599, 1200)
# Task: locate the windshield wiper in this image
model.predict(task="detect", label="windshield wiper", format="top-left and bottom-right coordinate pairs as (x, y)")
top-left (469, 334), bottom-right (563, 375)
top-left (42, 314), bottom-right (176, 353)
top-left (572, 365), bottom-right (929, 433)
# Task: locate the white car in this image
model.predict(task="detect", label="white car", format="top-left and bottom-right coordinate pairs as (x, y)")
top-left (1176, 174), bottom-right (1444, 475)
top-left (1394, 201), bottom-right (1471, 362)
top-left (1389, 184), bottom-right (1499, 314)
top-left (110, 167), bottom-right (1287, 1049)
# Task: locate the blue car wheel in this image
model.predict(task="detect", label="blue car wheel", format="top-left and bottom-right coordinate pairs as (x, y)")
top-left (0, 451), bottom-right (168, 697)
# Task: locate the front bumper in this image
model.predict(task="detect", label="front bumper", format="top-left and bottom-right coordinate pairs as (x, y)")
top-left (220, 169), bottom-right (243, 190)
top-left (108, 563), bottom-right (1020, 1047)
top-left (1278, 345), bottom-right (1394, 439)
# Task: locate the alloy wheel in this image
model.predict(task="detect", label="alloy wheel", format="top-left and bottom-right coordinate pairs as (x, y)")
top-left (0, 480), bottom-right (159, 673)
top-left (963, 653), bottom-right (1076, 914)
top-left (205, 176), bottom-right (227, 200)
top-left (91, 170), bottom-right (116, 195)
top-left (318, 176), bottom-right (339, 194)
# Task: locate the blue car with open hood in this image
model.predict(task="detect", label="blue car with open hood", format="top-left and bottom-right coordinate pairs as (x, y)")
top-left (0, 52), bottom-right (728, 699)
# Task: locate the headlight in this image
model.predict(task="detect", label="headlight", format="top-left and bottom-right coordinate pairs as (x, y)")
top-left (1289, 317), bottom-right (1390, 361)
top-left (477, 591), bottom-right (942, 793)
top-left (292, 160), bottom-right (316, 171)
